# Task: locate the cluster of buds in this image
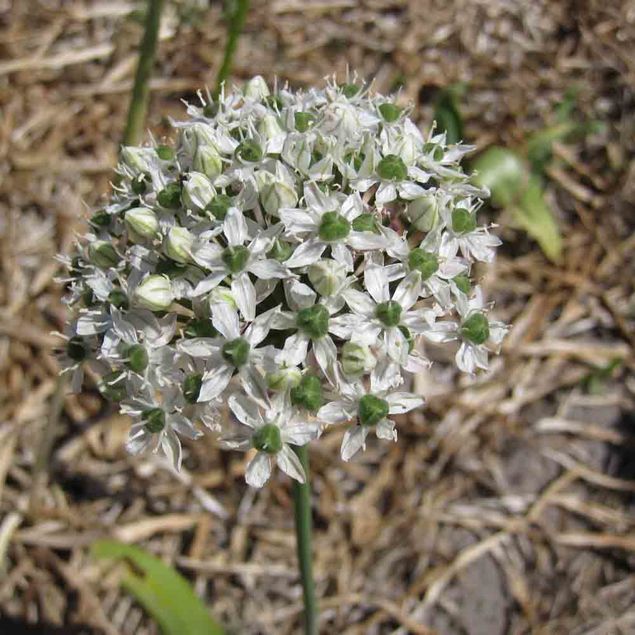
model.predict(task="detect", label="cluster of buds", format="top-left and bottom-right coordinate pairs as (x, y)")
top-left (59, 76), bottom-right (506, 487)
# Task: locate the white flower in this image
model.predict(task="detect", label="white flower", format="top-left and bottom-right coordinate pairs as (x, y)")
top-left (317, 361), bottom-right (423, 461)
top-left (221, 392), bottom-right (319, 487)
top-left (134, 275), bottom-right (174, 311)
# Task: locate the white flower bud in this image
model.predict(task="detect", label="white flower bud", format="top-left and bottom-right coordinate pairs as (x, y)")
top-left (258, 167), bottom-right (298, 216)
top-left (341, 342), bottom-right (376, 377)
top-left (308, 260), bottom-right (347, 296)
top-left (266, 366), bottom-right (302, 391)
top-left (164, 226), bottom-right (194, 264)
top-left (245, 75), bottom-right (269, 100)
top-left (182, 172), bottom-right (215, 210)
top-left (406, 195), bottom-right (439, 232)
top-left (259, 114), bottom-right (283, 141)
top-left (208, 287), bottom-right (236, 309)
top-left (193, 146), bottom-right (223, 179)
top-left (88, 240), bottom-right (119, 268)
top-left (134, 275), bottom-right (173, 311)
top-left (120, 146), bottom-right (154, 173)
top-left (124, 207), bottom-right (158, 242)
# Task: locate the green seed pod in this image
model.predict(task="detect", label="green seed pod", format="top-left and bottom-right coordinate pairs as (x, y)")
top-left (131, 175), bottom-right (148, 195)
top-left (341, 342), bottom-right (375, 377)
top-left (294, 111), bottom-right (316, 133)
top-left (377, 154), bottom-right (408, 181)
top-left (156, 145), bottom-right (175, 161)
top-left (252, 424), bottom-right (282, 454)
top-left (222, 246), bottom-right (250, 274)
top-left (99, 371), bottom-right (127, 402)
top-left (134, 275), bottom-right (173, 311)
top-left (453, 274), bottom-right (471, 294)
top-left (157, 182), bottom-right (182, 209)
top-left (183, 373), bottom-right (203, 403)
top-left (290, 374), bottom-right (323, 412)
top-left (452, 208), bottom-right (477, 234)
top-left (142, 407), bottom-right (166, 433)
top-left (408, 249), bottom-right (439, 280)
top-left (221, 337), bottom-right (250, 367)
top-left (460, 312), bottom-right (490, 345)
top-left (184, 318), bottom-right (218, 338)
top-left (308, 260), bottom-right (346, 296)
top-left (378, 102), bottom-right (402, 123)
top-left (107, 288), bottom-right (129, 310)
top-left (375, 300), bottom-right (402, 327)
top-left (89, 210), bottom-right (111, 228)
top-left (206, 194), bottom-right (233, 221)
top-left (296, 304), bottom-right (329, 340)
top-left (88, 241), bottom-right (119, 268)
top-left (126, 344), bottom-right (148, 373)
top-left (235, 140), bottom-right (263, 163)
top-left (318, 211), bottom-right (351, 242)
top-left (351, 213), bottom-right (379, 233)
top-left (67, 336), bottom-right (87, 362)
top-left (125, 207), bottom-right (159, 242)
top-left (342, 83), bottom-right (360, 98)
top-left (268, 238), bottom-right (293, 262)
top-left (358, 394), bottom-right (389, 427)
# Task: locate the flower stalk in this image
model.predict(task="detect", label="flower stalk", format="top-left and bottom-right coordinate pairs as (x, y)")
top-left (292, 445), bottom-right (318, 635)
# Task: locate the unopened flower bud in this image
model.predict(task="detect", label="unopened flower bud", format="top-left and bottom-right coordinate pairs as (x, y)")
top-left (193, 145), bottom-right (223, 179)
top-left (120, 146), bottom-right (154, 173)
top-left (266, 366), bottom-right (302, 391)
top-left (134, 275), bottom-right (173, 311)
top-left (88, 241), bottom-right (119, 268)
top-left (183, 172), bottom-right (214, 210)
top-left (125, 207), bottom-right (159, 242)
top-left (208, 287), bottom-right (236, 309)
top-left (308, 260), bottom-right (346, 296)
top-left (406, 195), bottom-right (438, 232)
top-left (245, 75), bottom-right (270, 100)
top-left (259, 174), bottom-right (298, 216)
top-left (341, 341), bottom-right (375, 377)
top-left (258, 114), bottom-right (284, 143)
top-left (164, 226), bottom-right (194, 264)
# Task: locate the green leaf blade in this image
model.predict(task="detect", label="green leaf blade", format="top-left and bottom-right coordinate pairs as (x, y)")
top-left (92, 540), bottom-right (225, 635)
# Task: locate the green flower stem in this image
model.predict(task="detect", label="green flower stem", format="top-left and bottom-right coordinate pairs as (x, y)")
top-left (214, 0), bottom-right (250, 98)
top-left (122, 0), bottom-right (165, 146)
top-left (292, 445), bottom-right (318, 635)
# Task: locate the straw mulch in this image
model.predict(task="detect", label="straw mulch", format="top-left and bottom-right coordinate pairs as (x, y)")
top-left (1, 1), bottom-right (634, 633)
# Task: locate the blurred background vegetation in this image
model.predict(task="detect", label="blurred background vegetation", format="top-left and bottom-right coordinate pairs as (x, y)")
top-left (0, 1), bottom-right (634, 633)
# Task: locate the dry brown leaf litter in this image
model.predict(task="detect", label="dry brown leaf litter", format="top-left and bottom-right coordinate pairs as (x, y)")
top-left (1, 1), bottom-right (634, 633)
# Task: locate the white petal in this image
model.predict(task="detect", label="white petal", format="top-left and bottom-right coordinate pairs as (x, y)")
top-left (376, 182), bottom-right (397, 205)
top-left (211, 301), bottom-right (240, 339)
top-left (385, 392), bottom-right (424, 414)
top-left (228, 393), bottom-right (261, 428)
top-left (224, 207), bottom-right (249, 246)
top-left (340, 426), bottom-right (369, 461)
top-left (177, 338), bottom-right (219, 357)
top-left (284, 279), bottom-right (316, 311)
top-left (283, 423), bottom-right (318, 446)
top-left (398, 182), bottom-right (427, 200)
top-left (392, 271), bottom-right (421, 310)
top-left (331, 242), bottom-right (353, 271)
top-left (192, 270), bottom-right (226, 296)
top-left (317, 400), bottom-right (353, 425)
top-left (376, 418), bottom-right (397, 441)
top-left (342, 288), bottom-right (375, 316)
top-left (245, 452), bottom-right (272, 488)
top-left (364, 264), bottom-right (389, 304)
top-left (198, 366), bottom-right (233, 401)
top-left (231, 273), bottom-right (257, 321)
top-left (247, 259), bottom-right (290, 279)
top-left (276, 445), bottom-right (306, 482)
top-left (347, 232), bottom-right (388, 250)
top-left (455, 342), bottom-right (477, 374)
top-left (160, 429), bottom-right (183, 471)
top-left (280, 333), bottom-right (309, 366)
top-left (284, 239), bottom-right (326, 268)
top-left (279, 208), bottom-right (317, 234)
top-left (313, 336), bottom-right (337, 379)
top-left (328, 313), bottom-right (362, 339)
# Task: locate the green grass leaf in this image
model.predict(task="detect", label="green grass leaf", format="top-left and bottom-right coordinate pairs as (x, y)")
top-left (433, 85), bottom-right (465, 145)
top-left (472, 146), bottom-right (563, 262)
top-left (92, 540), bottom-right (224, 635)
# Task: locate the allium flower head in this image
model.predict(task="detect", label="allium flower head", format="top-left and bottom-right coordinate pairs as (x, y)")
top-left (59, 76), bottom-right (507, 486)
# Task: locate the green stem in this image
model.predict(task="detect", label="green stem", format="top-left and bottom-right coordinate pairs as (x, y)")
top-left (292, 445), bottom-right (318, 635)
top-left (214, 0), bottom-right (250, 98)
top-left (122, 0), bottom-right (165, 146)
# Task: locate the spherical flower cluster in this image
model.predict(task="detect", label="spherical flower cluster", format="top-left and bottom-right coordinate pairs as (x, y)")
top-left (58, 76), bottom-right (506, 487)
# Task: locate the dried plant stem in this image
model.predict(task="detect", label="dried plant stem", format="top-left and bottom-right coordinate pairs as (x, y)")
top-left (214, 0), bottom-right (250, 98)
top-left (122, 0), bottom-right (164, 146)
top-left (292, 445), bottom-right (318, 635)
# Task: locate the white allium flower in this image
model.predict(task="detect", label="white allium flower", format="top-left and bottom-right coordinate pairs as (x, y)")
top-left (60, 75), bottom-right (506, 482)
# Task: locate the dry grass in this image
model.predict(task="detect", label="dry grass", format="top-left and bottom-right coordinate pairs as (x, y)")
top-left (1, 1), bottom-right (634, 633)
